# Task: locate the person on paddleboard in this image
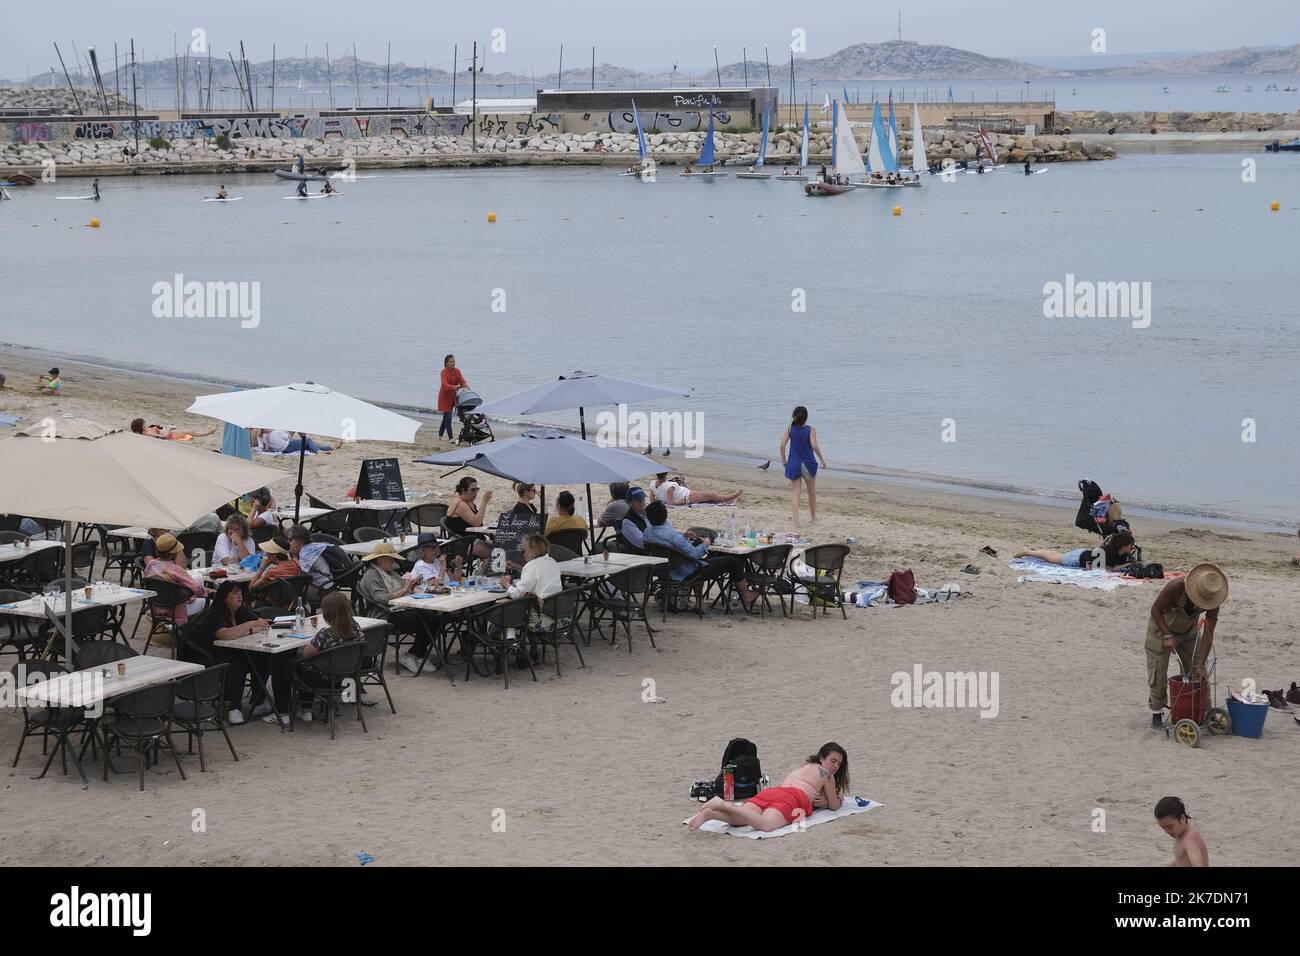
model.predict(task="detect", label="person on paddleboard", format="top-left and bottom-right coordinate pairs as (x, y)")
top-left (321, 180), bottom-right (335, 195)
top-left (1024, 160), bottom-right (1032, 175)
top-left (296, 180), bottom-right (308, 198)
top-left (216, 185), bottom-right (228, 199)
top-left (92, 179), bottom-right (101, 201)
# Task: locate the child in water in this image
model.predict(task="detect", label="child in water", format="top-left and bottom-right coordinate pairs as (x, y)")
top-left (1154, 796), bottom-right (1208, 866)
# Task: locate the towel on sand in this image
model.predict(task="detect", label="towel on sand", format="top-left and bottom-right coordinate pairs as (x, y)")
top-left (841, 581), bottom-right (965, 607)
top-left (686, 796), bottom-right (883, 839)
top-left (1010, 557), bottom-right (1182, 591)
top-left (256, 449), bottom-right (316, 458)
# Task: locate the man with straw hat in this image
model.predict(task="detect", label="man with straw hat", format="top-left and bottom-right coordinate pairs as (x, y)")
top-left (357, 542), bottom-right (430, 674)
top-left (1145, 563), bottom-right (1229, 728)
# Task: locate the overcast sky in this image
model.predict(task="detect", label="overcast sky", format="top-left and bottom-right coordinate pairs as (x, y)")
top-left (4, 0), bottom-right (1294, 77)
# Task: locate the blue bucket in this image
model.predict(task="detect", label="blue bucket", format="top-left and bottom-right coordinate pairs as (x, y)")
top-left (1226, 697), bottom-right (1268, 738)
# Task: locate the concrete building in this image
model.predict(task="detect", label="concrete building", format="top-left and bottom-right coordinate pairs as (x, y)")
top-left (536, 87), bottom-right (779, 127)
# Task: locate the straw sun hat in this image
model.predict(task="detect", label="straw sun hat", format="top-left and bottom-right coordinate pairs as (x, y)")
top-left (1184, 563), bottom-right (1228, 610)
top-left (361, 542), bottom-right (402, 562)
top-left (154, 533), bottom-right (184, 557)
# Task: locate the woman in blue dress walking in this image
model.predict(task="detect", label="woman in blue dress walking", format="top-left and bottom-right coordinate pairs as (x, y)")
top-left (779, 406), bottom-right (828, 526)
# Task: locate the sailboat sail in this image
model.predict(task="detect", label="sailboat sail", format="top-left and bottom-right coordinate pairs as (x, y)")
top-left (868, 102), bottom-right (896, 172)
top-left (887, 93), bottom-right (899, 167)
top-left (756, 102), bottom-right (769, 167)
top-left (978, 125), bottom-right (997, 164)
top-left (697, 112), bottom-right (715, 166)
top-left (910, 101), bottom-right (927, 171)
top-left (832, 101), bottom-right (866, 179)
top-left (800, 102), bottom-right (809, 167)
top-left (831, 100), bottom-right (838, 168)
top-left (632, 100), bottom-right (648, 161)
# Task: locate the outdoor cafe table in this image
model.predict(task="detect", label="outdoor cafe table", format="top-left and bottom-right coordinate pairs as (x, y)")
top-left (188, 565), bottom-right (256, 585)
top-left (15, 655), bottom-right (203, 786)
top-left (105, 526), bottom-right (155, 542)
top-left (340, 535), bottom-right (422, 556)
top-left (275, 505), bottom-right (330, 522)
top-left (216, 614), bottom-right (385, 730)
top-left (0, 584), bottom-right (153, 645)
top-left (389, 588), bottom-right (503, 681)
top-left (0, 539), bottom-right (63, 564)
top-left (553, 553), bottom-right (668, 640)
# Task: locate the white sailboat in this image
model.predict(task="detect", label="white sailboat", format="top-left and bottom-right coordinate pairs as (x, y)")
top-left (805, 101), bottom-right (859, 195)
top-left (909, 101), bottom-right (928, 173)
top-left (736, 103), bottom-right (773, 179)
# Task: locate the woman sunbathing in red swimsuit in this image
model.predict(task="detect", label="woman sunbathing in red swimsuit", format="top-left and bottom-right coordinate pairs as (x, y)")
top-left (688, 742), bottom-right (849, 832)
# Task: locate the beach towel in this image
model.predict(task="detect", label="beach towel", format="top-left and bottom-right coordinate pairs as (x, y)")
top-left (686, 796), bottom-right (883, 839)
top-left (0, 414), bottom-right (18, 428)
top-left (256, 449), bottom-right (316, 458)
top-left (1010, 557), bottom-right (1183, 591)
top-left (842, 580), bottom-right (965, 608)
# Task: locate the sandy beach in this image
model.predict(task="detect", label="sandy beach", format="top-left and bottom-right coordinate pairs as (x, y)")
top-left (1, 348), bottom-right (1296, 867)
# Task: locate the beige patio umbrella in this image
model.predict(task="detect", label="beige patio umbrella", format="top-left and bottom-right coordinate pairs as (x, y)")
top-left (0, 415), bottom-right (285, 660)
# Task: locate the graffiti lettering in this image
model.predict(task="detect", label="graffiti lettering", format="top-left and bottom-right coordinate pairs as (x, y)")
top-left (74, 122), bottom-right (116, 140)
top-left (671, 94), bottom-right (723, 108)
top-left (12, 122), bottom-right (52, 143)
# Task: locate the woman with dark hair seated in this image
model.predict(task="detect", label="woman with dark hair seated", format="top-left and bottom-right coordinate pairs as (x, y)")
top-left (689, 743), bottom-right (849, 832)
top-left (188, 580), bottom-right (273, 725)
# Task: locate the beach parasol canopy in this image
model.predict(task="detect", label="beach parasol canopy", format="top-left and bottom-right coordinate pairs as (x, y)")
top-left (187, 382), bottom-right (422, 521)
top-left (472, 371), bottom-right (690, 541)
top-left (417, 429), bottom-right (657, 486)
top-left (473, 371), bottom-right (690, 419)
top-left (0, 415), bottom-right (284, 659)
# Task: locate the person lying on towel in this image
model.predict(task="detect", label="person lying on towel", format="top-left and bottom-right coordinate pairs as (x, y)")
top-left (1015, 531), bottom-right (1136, 570)
top-left (689, 743), bottom-right (848, 832)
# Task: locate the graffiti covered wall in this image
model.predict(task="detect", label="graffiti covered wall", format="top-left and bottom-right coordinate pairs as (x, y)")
top-left (4, 112), bottom-right (565, 144)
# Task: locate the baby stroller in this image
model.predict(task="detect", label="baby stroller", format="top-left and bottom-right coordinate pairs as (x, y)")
top-left (455, 390), bottom-right (495, 446)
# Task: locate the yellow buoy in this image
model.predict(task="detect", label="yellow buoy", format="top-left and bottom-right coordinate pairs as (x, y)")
top-left (487, 212), bottom-right (497, 222)
top-left (88, 218), bottom-right (101, 228)
top-left (1271, 200), bottom-right (1280, 211)
top-left (892, 205), bottom-right (901, 217)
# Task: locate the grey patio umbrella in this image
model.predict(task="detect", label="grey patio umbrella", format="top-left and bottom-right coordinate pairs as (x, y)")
top-left (418, 429), bottom-right (658, 486)
top-left (472, 371), bottom-right (691, 541)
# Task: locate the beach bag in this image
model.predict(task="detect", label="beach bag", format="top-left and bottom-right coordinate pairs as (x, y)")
top-left (1075, 479), bottom-right (1103, 531)
top-left (886, 569), bottom-right (917, 605)
top-left (1125, 562), bottom-right (1164, 579)
top-left (713, 738), bottom-right (763, 800)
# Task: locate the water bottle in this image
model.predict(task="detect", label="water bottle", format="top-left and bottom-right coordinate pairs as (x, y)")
top-left (294, 596), bottom-right (306, 634)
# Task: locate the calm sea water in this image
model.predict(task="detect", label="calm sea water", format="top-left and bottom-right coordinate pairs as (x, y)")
top-left (2, 152), bottom-right (1297, 524)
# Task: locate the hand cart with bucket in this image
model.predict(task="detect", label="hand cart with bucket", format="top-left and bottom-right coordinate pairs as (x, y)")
top-left (1162, 625), bottom-right (1231, 747)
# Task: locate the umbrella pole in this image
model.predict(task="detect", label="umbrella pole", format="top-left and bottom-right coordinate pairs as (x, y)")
top-left (293, 433), bottom-right (307, 524)
top-left (578, 406), bottom-right (596, 551)
top-left (63, 520), bottom-right (73, 664)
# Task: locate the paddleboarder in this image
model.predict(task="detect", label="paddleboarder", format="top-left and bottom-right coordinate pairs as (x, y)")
top-left (92, 179), bottom-right (101, 201)
top-left (296, 180), bottom-right (308, 198)
top-left (215, 184), bottom-right (229, 199)
top-left (1024, 160), bottom-right (1032, 175)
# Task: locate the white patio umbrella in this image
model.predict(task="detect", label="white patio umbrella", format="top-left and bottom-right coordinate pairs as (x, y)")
top-left (473, 371), bottom-right (690, 541)
top-left (187, 382), bottom-right (422, 522)
top-left (0, 416), bottom-right (284, 661)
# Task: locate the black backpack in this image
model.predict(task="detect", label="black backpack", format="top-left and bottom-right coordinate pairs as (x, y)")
top-left (1075, 479), bottom-right (1103, 532)
top-left (318, 544), bottom-right (355, 577)
top-left (713, 738), bottom-right (763, 800)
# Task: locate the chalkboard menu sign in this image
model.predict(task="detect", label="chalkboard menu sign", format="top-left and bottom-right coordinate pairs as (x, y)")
top-left (355, 458), bottom-right (405, 502)
top-left (492, 509), bottom-right (544, 551)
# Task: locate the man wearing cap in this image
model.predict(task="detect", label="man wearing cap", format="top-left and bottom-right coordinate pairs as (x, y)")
top-left (618, 487), bottom-right (650, 552)
top-left (408, 533), bottom-right (453, 587)
top-left (248, 536), bottom-right (304, 610)
top-left (1145, 563), bottom-right (1228, 728)
top-left (143, 532), bottom-right (210, 635)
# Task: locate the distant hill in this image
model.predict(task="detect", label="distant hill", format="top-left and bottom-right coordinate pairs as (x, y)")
top-left (1103, 44), bottom-right (1300, 75)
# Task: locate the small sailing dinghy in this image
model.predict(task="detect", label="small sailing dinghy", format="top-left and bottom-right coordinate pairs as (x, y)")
top-left (806, 101), bottom-right (861, 196)
top-left (679, 112), bottom-right (728, 176)
top-left (736, 103), bottom-right (773, 180)
top-left (621, 100), bottom-right (654, 177)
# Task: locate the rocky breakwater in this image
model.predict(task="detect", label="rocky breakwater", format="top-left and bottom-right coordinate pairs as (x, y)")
top-left (0, 126), bottom-right (1112, 176)
top-left (1058, 109), bottom-right (1300, 134)
top-left (0, 85), bottom-right (135, 113)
